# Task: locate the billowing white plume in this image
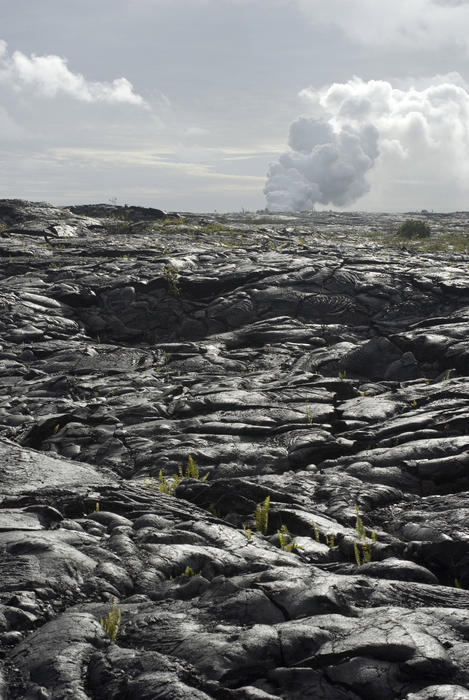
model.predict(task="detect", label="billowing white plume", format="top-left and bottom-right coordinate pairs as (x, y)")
top-left (265, 74), bottom-right (469, 212)
top-left (265, 118), bottom-right (379, 211)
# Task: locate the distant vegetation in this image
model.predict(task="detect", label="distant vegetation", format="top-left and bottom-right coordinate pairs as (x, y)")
top-left (396, 219), bottom-right (431, 239)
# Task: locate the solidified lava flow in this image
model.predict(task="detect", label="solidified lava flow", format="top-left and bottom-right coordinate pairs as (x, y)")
top-left (1, 200), bottom-right (469, 699)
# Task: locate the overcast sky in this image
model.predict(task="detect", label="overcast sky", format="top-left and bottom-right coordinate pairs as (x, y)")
top-left (2, 0), bottom-right (469, 212)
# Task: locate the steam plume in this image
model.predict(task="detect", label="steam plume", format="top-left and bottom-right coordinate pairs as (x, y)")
top-left (265, 74), bottom-right (469, 212)
top-left (265, 117), bottom-right (379, 211)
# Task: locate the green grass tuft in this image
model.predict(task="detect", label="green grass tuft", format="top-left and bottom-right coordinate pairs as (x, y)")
top-left (255, 496), bottom-right (270, 535)
top-left (100, 603), bottom-right (122, 642)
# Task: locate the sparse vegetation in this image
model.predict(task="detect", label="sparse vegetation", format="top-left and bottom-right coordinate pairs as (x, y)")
top-left (180, 454), bottom-right (208, 481)
top-left (353, 539), bottom-right (370, 567)
top-left (311, 520), bottom-right (335, 548)
top-left (169, 566), bottom-right (199, 580)
top-left (163, 265), bottom-right (180, 296)
top-left (200, 222), bottom-right (226, 235)
top-left (255, 496), bottom-right (270, 535)
top-left (104, 215), bottom-right (133, 236)
top-left (161, 216), bottom-right (185, 227)
top-left (242, 524), bottom-right (252, 541)
top-left (277, 524), bottom-right (302, 552)
top-left (143, 456), bottom-right (208, 496)
top-left (100, 603), bottom-right (122, 642)
top-left (396, 219), bottom-right (431, 239)
top-left (353, 505), bottom-right (376, 566)
top-left (143, 475), bottom-right (156, 490)
top-left (157, 469), bottom-right (181, 495)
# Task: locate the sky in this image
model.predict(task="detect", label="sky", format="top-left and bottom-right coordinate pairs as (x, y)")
top-left (2, 0), bottom-right (469, 212)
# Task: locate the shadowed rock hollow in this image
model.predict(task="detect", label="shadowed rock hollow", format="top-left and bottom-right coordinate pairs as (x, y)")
top-left (1, 200), bottom-right (469, 698)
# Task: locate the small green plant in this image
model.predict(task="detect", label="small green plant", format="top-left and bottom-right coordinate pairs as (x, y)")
top-left (163, 265), bottom-right (180, 296)
top-left (242, 524), bottom-right (252, 541)
top-left (311, 521), bottom-right (320, 542)
top-left (410, 399), bottom-right (417, 408)
top-left (277, 524), bottom-right (289, 551)
top-left (95, 502), bottom-right (100, 512)
top-left (158, 469), bottom-right (181, 496)
top-left (353, 540), bottom-right (363, 567)
top-left (100, 603), bottom-right (121, 642)
top-left (397, 219), bottom-right (431, 239)
top-left (143, 476), bottom-right (155, 489)
top-left (255, 496), bottom-right (270, 535)
top-left (353, 505), bottom-right (375, 566)
top-left (170, 566), bottom-right (199, 580)
top-left (160, 216), bottom-right (185, 227)
top-left (155, 458), bottom-right (209, 498)
top-left (326, 535), bottom-right (335, 548)
top-left (53, 423), bottom-right (60, 433)
top-left (183, 454), bottom-right (197, 479)
top-left (355, 504), bottom-right (366, 539)
top-left (305, 405), bottom-right (313, 424)
top-left (338, 370), bottom-right (347, 380)
top-left (178, 455), bottom-right (209, 482)
top-left (200, 222), bottom-right (225, 234)
top-left (360, 540), bottom-right (372, 564)
top-left (277, 524), bottom-right (303, 552)
top-left (455, 578), bottom-right (462, 589)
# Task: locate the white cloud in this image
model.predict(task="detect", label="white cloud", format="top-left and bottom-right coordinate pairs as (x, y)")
top-left (0, 41), bottom-right (146, 106)
top-left (266, 74), bottom-right (469, 211)
top-left (295, 0), bottom-right (469, 51)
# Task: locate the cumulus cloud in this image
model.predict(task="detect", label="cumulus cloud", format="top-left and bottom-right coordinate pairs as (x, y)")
top-left (294, 0), bottom-right (469, 51)
top-left (0, 40), bottom-right (146, 106)
top-left (265, 74), bottom-right (469, 211)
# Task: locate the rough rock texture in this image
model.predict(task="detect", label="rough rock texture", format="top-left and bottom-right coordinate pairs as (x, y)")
top-left (1, 200), bottom-right (469, 698)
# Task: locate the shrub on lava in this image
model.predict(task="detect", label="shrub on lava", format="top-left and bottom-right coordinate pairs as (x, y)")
top-left (396, 219), bottom-right (431, 238)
